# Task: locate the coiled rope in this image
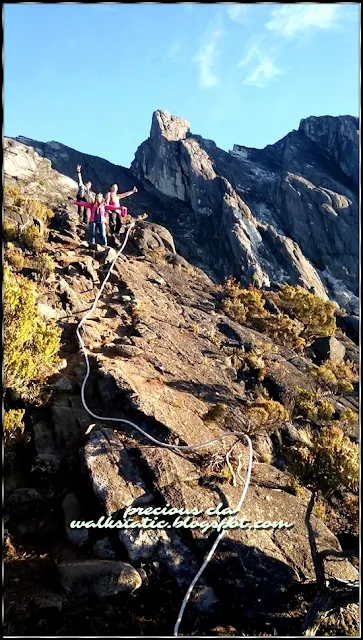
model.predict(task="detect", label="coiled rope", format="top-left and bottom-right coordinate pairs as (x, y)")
top-left (75, 221), bottom-right (253, 635)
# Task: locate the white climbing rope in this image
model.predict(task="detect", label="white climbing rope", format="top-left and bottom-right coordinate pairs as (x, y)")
top-left (75, 221), bottom-right (253, 635)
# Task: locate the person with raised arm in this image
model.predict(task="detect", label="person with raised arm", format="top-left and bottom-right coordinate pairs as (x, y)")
top-left (76, 164), bottom-right (93, 223)
top-left (106, 183), bottom-right (138, 235)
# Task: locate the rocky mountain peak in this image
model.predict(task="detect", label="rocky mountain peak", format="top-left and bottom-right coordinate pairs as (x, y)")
top-left (151, 109), bottom-right (190, 142)
top-left (299, 114), bottom-right (359, 186)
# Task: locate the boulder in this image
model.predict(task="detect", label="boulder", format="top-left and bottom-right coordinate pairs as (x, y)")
top-left (132, 222), bottom-right (176, 255)
top-left (57, 560), bottom-right (142, 598)
top-left (50, 375), bottom-right (76, 393)
top-left (310, 336), bottom-right (346, 364)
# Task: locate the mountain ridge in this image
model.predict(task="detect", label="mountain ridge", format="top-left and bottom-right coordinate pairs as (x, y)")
top-left (5, 110), bottom-right (359, 317)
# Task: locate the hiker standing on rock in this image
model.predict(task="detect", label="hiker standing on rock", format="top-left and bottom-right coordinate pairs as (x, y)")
top-left (76, 165), bottom-right (93, 224)
top-left (73, 193), bottom-right (129, 248)
top-left (106, 183), bottom-right (138, 235)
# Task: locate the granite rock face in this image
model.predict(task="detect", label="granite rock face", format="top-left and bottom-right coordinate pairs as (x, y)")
top-left (131, 111), bottom-right (359, 312)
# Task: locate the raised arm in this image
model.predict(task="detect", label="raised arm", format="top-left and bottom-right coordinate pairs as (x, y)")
top-left (76, 164), bottom-right (84, 187)
top-left (74, 200), bottom-right (92, 209)
top-left (118, 186), bottom-right (138, 200)
top-left (105, 191), bottom-right (111, 205)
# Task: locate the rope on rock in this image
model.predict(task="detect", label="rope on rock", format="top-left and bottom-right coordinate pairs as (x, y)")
top-left (76, 221), bottom-right (253, 636)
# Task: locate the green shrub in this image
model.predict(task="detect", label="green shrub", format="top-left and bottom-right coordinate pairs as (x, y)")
top-left (5, 184), bottom-right (53, 222)
top-left (4, 183), bottom-right (22, 201)
top-left (219, 275), bottom-right (244, 299)
top-left (274, 285), bottom-right (336, 341)
top-left (206, 330), bottom-right (221, 347)
top-left (284, 424), bottom-right (359, 496)
top-left (19, 224), bottom-right (44, 252)
top-left (4, 263), bottom-right (61, 401)
top-left (33, 253), bottom-right (55, 282)
top-left (4, 409), bottom-right (26, 472)
top-left (5, 244), bottom-right (25, 271)
top-left (3, 218), bottom-right (18, 243)
top-left (295, 388), bottom-right (336, 423)
top-left (220, 279), bottom-right (338, 351)
top-left (246, 396), bottom-right (289, 428)
top-left (311, 361), bottom-right (358, 394)
top-left (220, 278), bottom-right (306, 351)
top-left (221, 297), bottom-right (247, 324)
top-left (340, 408), bottom-right (359, 426)
top-left (254, 314), bottom-right (306, 351)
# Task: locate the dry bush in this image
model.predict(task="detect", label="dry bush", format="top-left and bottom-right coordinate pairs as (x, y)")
top-left (206, 330), bottom-right (221, 347)
top-left (32, 253), bottom-right (55, 282)
top-left (147, 247), bottom-right (167, 264)
top-left (189, 322), bottom-right (200, 335)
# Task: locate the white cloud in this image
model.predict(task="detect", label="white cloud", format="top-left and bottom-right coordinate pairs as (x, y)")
top-left (226, 5), bottom-right (249, 25)
top-left (193, 24), bottom-right (224, 88)
top-left (266, 4), bottom-right (341, 39)
top-left (168, 41), bottom-right (182, 63)
top-left (239, 46), bottom-right (282, 88)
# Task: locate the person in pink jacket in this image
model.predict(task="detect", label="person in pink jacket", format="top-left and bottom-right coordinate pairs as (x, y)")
top-left (73, 192), bottom-right (128, 247)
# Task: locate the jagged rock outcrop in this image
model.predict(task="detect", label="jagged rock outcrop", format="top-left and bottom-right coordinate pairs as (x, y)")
top-left (131, 110), bottom-right (359, 313)
top-left (299, 115), bottom-right (359, 187)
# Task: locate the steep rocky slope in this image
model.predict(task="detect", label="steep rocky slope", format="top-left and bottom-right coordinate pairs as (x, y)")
top-left (4, 122), bottom-right (359, 636)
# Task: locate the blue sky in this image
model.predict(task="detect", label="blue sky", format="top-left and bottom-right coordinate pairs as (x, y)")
top-left (4, 3), bottom-right (360, 168)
